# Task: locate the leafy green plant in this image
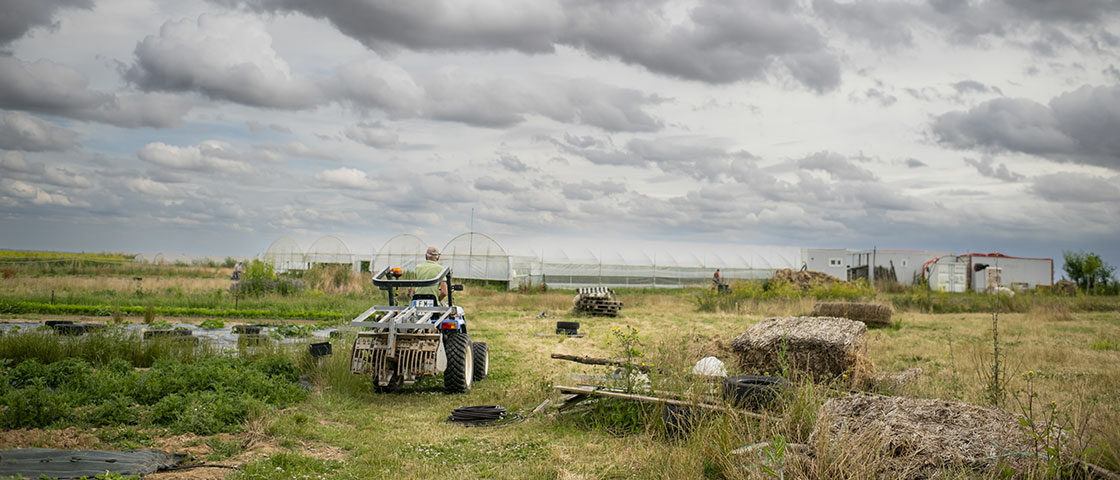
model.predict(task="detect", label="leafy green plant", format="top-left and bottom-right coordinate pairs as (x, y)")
top-left (275, 323), bottom-right (313, 338)
top-left (147, 319), bottom-right (173, 330)
top-left (199, 317), bottom-right (226, 329)
top-left (758, 434), bottom-right (788, 479)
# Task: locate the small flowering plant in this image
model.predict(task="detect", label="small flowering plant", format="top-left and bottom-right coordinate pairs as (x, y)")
top-left (607, 325), bottom-right (644, 393)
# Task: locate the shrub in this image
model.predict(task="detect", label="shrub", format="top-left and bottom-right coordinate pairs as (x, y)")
top-left (0, 379), bottom-right (68, 428)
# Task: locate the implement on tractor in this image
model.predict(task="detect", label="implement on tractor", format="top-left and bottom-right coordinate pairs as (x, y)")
top-left (349, 266), bottom-right (488, 393)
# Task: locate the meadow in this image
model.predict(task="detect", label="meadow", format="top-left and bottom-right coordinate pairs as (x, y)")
top-left (0, 257), bottom-right (1118, 479)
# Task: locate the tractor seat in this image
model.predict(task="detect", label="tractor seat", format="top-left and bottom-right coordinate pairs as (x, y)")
top-left (410, 293), bottom-right (439, 307)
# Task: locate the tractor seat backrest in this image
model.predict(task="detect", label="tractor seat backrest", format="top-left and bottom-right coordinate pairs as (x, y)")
top-left (411, 293), bottom-right (438, 307)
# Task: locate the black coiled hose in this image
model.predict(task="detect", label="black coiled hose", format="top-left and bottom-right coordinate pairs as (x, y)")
top-left (445, 405), bottom-right (510, 426)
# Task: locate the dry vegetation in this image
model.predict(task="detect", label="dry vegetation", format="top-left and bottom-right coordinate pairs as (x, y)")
top-left (1, 275), bottom-right (1118, 479)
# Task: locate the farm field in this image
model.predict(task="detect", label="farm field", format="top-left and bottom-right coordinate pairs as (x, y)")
top-left (1, 264), bottom-right (1119, 479)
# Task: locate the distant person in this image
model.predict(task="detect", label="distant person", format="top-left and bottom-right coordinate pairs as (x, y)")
top-left (713, 269), bottom-right (729, 294)
top-left (232, 261), bottom-right (244, 280)
top-left (414, 247), bottom-right (447, 301)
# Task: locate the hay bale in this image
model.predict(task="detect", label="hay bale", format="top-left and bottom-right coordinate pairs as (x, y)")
top-left (812, 394), bottom-right (1032, 477)
top-left (729, 316), bottom-right (866, 378)
top-left (812, 301), bottom-right (893, 328)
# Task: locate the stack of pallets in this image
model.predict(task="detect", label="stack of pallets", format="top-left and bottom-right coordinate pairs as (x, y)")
top-left (573, 287), bottom-right (623, 317)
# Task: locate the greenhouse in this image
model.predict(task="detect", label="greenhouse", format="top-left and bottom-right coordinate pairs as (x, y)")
top-left (265, 232), bottom-right (800, 289)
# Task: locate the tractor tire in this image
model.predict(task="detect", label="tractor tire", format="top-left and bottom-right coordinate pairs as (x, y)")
top-left (721, 375), bottom-right (785, 408)
top-left (556, 321), bottom-right (580, 335)
top-left (443, 330), bottom-right (474, 394)
top-left (471, 342), bottom-right (489, 381)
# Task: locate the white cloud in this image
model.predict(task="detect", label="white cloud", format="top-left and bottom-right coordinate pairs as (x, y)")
top-left (136, 141), bottom-right (254, 174)
top-left (315, 167), bottom-right (373, 189)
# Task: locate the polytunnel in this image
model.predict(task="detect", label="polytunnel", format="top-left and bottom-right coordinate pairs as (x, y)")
top-left (372, 234), bottom-right (428, 273)
top-left (263, 236), bottom-right (305, 272)
top-left (304, 235), bottom-right (352, 265)
top-left (441, 232), bottom-right (510, 282)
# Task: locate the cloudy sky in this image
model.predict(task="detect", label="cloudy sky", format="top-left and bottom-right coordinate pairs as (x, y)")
top-left (1, 0), bottom-right (1118, 268)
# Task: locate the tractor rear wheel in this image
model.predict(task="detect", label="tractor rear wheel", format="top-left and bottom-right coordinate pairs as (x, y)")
top-left (471, 342), bottom-right (489, 381)
top-left (443, 330), bottom-right (474, 393)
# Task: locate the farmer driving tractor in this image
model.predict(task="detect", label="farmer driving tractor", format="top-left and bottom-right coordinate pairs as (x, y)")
top-left (414, 246), bottom-right (448, 302)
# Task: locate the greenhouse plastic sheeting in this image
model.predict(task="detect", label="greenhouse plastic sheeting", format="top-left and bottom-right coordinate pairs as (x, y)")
top-left (0, 448), bottom-right (185, 479)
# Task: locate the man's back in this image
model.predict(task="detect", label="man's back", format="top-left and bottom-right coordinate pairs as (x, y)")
top-left (414, 260), bottom-right (443, 297)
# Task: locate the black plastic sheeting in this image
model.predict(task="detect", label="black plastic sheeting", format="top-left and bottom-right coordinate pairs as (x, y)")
top-left (0, 448), bottom-right (185, 479)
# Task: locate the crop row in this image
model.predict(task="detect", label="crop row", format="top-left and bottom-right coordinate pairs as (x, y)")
top-left (0, 300), bottom-right (344, 320)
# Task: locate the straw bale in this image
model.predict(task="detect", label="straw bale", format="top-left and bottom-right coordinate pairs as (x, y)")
top-left (813, 301), bottom-right (893, 328)
top-left (729, 316), bottom-right (866, 378)
top-left (812, 394), bottom-right (1033, 477)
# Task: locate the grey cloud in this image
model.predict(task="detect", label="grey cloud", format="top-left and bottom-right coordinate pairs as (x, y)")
top-left (1031, 172), bottom-right (1120, 203)
top-left (952, 80), bottom-right (1002, 96)
top-left (124, 14), bottom-right (322, 109)
top-left (0, 151), bottom-right (91, 189)
top-left (0, 57), bottom-right (190, 128)
top-left (905, 158), bottom-right (927, 168)
top-left (0, 111), bottom-right (78, 151)
top-left (422, 75), bottom-right (663, 131)
top-left (496, 154), bottom-right (532, 173)
top-left (247, 121), bottom-right (291, 136)
top-left (812, 0), bottom-right (916, 47)
top-left (963, 157), bottom-right (1023, 182)
top-left (0, 0), bottom-right (93, 46)
top-left (474, 176), bottom-right (522, 193)
top-left (213, 0), bottom-right (839, 90)
top-left (328, 59), bottom-right (663, 131)
top-left (344, 122), bottom-right (399, 149)
top-left (933, 85), bottom-right (1120, 170)
top-left (816, 0), bottom-right (1118, 52)
top-left (797, 151), bottom-right (877, 181)
top-left (1106, 65), bottom-right (1120, 82)
top-left (561, 180), bottom-right (626, 201)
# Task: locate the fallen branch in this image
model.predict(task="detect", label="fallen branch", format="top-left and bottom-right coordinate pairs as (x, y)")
top-left (550, 353), bottom-right (652, 373)
top-left (553, 385), bottom-right (778, 421)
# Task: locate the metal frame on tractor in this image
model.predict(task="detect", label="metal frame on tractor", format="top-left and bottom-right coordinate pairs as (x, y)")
top-left (348, 266), bottom-right (487, 393)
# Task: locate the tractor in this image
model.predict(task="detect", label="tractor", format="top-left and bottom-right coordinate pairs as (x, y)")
top-left (348, 266), bottom-right (488, 393)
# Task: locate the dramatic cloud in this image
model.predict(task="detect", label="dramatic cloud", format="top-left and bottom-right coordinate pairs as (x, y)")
top-left (0, 57), bottom-right (191, 127)
top-left (816, 0), bottom-right (1120, 51)
top-left (0, 111), bottom-right (78, 151)
top-left (1032, 172), bottom-right (1120, 203)
top-left (213, 0), bottom-right (840, 91)
top-left (963, 157), bottom-right (1024, 182)
top-left (0, 0), bottom-right (93, 46)
top-left (125, 14), bottom-right (322, 109)
top-left (933, 85), bottom-right (1120, 169)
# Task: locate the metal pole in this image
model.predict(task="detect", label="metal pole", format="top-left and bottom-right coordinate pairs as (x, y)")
top-left (870, 247), bottom-right (877, 288)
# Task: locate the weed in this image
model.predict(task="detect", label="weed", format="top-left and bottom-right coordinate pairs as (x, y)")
top-left (1089, 338), bottom-right (1118, 351)
top-left (757, 433), bottom-right (788, 479)
top-left (143, 305), bottom-right (155, 324)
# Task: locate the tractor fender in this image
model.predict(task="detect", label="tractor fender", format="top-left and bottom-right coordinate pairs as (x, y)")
top-left (436, 335), bottom-right (447, 373)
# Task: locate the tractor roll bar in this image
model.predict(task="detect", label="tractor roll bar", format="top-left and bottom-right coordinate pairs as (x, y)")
top-left (370, 266), bottom-right (457, 306)
top-left (371, 266), bottom-right (451, 288)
